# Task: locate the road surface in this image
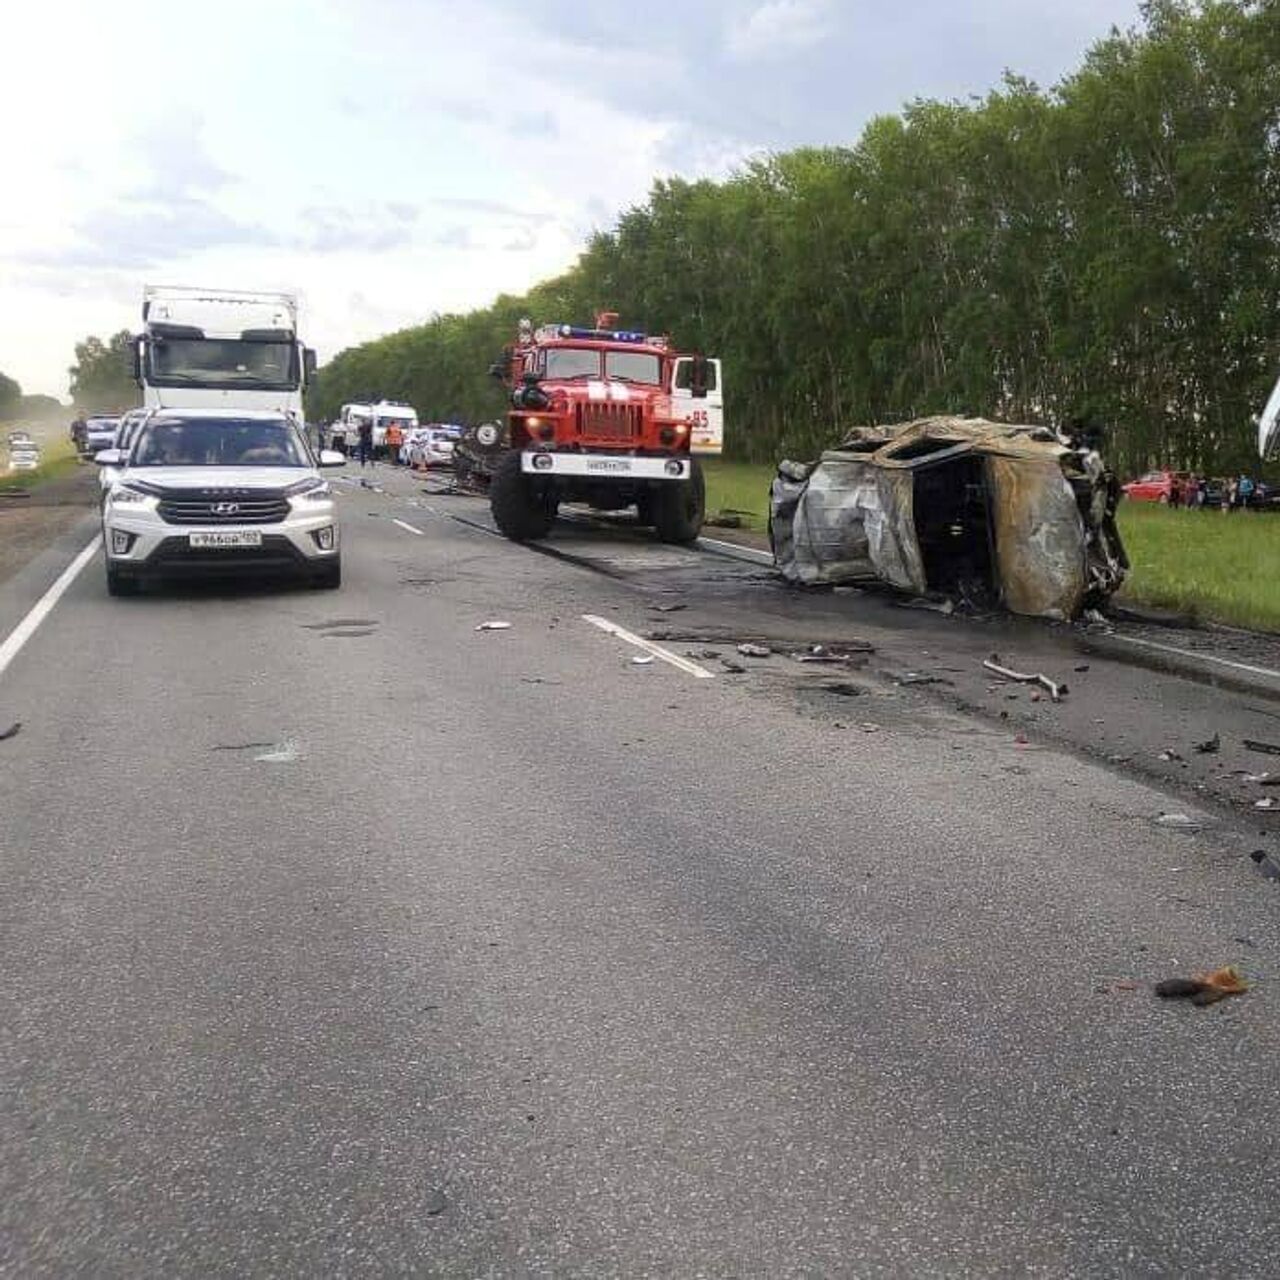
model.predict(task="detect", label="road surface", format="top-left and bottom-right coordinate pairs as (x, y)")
top-left (2, 464), bottom-right (1278, 1275)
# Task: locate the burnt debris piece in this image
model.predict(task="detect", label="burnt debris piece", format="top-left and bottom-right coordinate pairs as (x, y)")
top-left (1154, 966), bottom-right (1249, 1006)
top-left (770, 416), bottom-right (1128, 621)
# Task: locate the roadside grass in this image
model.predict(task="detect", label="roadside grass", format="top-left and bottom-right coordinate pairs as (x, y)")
top-left (702, 459), bottom-right (775, 531)
top-left (1116, 503), bottom-right (1280, 631)
top-left (703, 457), bottom-right (1280, 632)
top-left (0, 437), bottom-right (81, 491)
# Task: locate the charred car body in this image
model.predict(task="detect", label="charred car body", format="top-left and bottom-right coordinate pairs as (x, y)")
top-left (770, 416), bottom-right (1127, 620)
top-left (477, 314), bottom-right (724, 543)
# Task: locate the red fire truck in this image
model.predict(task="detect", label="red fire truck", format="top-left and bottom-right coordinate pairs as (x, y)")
top-left (485, 312), bottom-right (723, 542)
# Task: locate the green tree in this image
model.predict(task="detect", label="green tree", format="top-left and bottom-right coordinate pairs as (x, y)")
top-left (0, 370), bottom-right (20, 421)
top-left (68, 331), bottom-right (138, 411)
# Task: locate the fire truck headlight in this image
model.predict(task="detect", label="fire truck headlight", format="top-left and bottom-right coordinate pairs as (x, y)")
top-left (531, 453), bottom-right (554, 471)
top-left (665, 459), bottom-right (685, 477)
top-left (526, 416), bottom-right (543, 429)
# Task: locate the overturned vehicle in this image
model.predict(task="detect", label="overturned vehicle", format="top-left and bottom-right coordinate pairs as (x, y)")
top-left (770, 416), bottom-right (1127, 621)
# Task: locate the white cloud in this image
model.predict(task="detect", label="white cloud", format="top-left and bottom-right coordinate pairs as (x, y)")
top-left (727, 0), bottom-right (833, 60)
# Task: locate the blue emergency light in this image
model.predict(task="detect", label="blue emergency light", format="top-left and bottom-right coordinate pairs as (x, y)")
top-left (555, 324), bottom-right (650, 344)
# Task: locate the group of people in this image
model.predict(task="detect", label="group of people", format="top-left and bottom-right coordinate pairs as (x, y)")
top-left (312, 419), bottom-right (405, 468)
top-left (1167, 471), bottom-right (1263, 511)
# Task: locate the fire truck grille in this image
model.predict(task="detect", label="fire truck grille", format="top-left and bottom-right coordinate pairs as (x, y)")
top-left (575, 402), bottom-right (642, 442)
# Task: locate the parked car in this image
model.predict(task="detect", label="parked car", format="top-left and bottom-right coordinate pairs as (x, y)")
top-left (7, 429), bottom-right (34, 447)
top-left (406, 427), bottom-right (456, 470)
top-left (98, 409), bottom-right (150, 499)
top-left (96, 408), bottom-right (345, 595)
top-left (83, 415), bottom-right (122, 457)
top-left (7, 443), bottom-right (40, 471)
top-left (1121, 470), bottom-right (1192, 503)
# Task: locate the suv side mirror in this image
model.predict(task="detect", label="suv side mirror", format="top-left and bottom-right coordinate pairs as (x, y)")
top-left (129, 338), bottom-right (142, 384)
top-left (689, 355), bottom-right (709, 400)
top-left (303, 347), bottom-right (318, 379)
top-left (318, 449), bottom-right (346, 467)
top-left (94, 449), bottom-right (123, 466)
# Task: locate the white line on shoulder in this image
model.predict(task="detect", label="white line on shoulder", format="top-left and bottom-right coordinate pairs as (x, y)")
top-left (582, 613), bottom-right (715, 679)
top-left (0, 534), bottom-right (102, 682)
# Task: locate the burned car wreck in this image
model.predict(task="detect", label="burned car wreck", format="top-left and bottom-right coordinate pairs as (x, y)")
top-left (770, 416), bottom-right (1128, 620)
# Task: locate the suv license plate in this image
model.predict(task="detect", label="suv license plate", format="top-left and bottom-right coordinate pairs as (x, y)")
top-left (188, 531), bottom-right (263, 549)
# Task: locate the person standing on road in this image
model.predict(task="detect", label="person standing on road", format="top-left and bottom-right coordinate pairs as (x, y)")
top-left (358, 416), bottom-right (373, 468)
top-left (385, 419), bottom-right (403, 466)
top-left (70, 416), bottom-right (86, 454)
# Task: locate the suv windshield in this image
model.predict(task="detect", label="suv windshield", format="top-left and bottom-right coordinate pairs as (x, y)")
top-left (544, 348), bottom-right (600, 379)
top-left (132, 418), bottom-right (310, 467)
top-left (147, 338), bottom-right (299, 391)
top-left (604, 351), bottom-right (661, 384)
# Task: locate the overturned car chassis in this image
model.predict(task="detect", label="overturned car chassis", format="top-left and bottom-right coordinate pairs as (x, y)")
top-left (770, 416), bottom-right (1128, 621)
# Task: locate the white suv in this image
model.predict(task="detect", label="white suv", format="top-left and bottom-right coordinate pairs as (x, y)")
top-left (98, 408), bottom-right (345, 596)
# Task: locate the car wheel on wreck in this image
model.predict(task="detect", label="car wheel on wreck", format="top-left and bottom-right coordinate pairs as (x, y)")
top-left (490, 449), bottom-right (558, 541)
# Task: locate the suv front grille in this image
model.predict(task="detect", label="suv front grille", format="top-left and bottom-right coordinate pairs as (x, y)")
top-left (156, 489), bottom-right (290, 525)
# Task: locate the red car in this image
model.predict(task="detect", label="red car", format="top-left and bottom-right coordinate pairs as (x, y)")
top-left (1122, 470), bottom-right (1192, 503)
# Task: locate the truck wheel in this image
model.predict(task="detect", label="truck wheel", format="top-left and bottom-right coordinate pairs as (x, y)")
top-left (491, 450), bottom-right (556, 541)
top-left (651, 460), bottom-right (705, 544)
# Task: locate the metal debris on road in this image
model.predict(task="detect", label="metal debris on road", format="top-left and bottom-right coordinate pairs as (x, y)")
top-left (1154, 966), bottom-right (1249, 1006)
top-left (1255, 798), bottom-right (1279, 811)
top-left (650, 603), bottom-right (688, 613)
top-left (720, 659), bottom-right (747, 674)
top-left (894, 671), bottom-right (951, 687)
top-left (1194, 733), bottom-right (1221, 755)
top-left (982, 655), bottom-right (1067, 702)
top-left (254, 740), bottom-right (300, 764)
top-left (1250, 850), bottom-right (1280, 880)
top-left (476, 621), bottom-right (513, 631)
top-left (1156, 813), bottom-right (1206, 830)
top-left (631, 655), bottom-right (655, 666)
top-left (1243, 738), bottom-right (1280, 756)
top-left (1159, 750), bottom-right (1185, 763)
top-left (0, 722), bottom-right (20, 742)
top-left (736, 643), bottom-right (772, 658)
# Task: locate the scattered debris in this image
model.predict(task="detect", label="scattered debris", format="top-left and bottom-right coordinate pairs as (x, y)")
top-left (301, 618), bottom-right (379, 630)
top-left (736, 643), bottom-right (772, 658)
top-left (1074, 663), bottom-right (1091, 673)
top-left (1158, 750), bottom-right (1185, 763)
top-left (1255, 798), bottom-right (1279, 811)
top-left (704, 510), bottom-right (745, 529)
top-left (1156, 813), bottom-right (1206, 831)
top-left (982, 655), bottom-right (1068, 702)
top-left (894, 671), bottom-right (951, 687)
top-left (424, 1189), bottom-right (449, 1216)
top-left (859, 722), bottom-right (881, 733)
top-left (254, 740), bottom-right (300, 764)
top-left (320, 628), bottom-right (376, 638)
top-left (1194, 732), bottom-right (1221, 755)
top-left (631, 655), bottom-right (655, 666)
top-left (211, 741), bottom-right (275, 752)
top-left (1249, 850), bottom-right (1280, 880)
top-left (0, 722), bottom-right (20, 742)
top-left (1014, 732), bottom-right (1030, 746)
top-left (649, 603), bottom-right (687, 613)
top-left (1083, 608), bottom-right (1110, 627)
top-left (476, 620), bottom-right (513, 631)
top-left (521, 676), bottom-right (562, 686)
top-left (1095, 979), bottom-right (1141, 995)
top-left (1154, 966), bottom-right (1249, 1006)
top-left (720, 659), bottom-right (747, 674)
top-left (898, 597), bottom-right (956, 616)
top-left (820, 683), bottom-right (865, 698)
top-left (1244, 738), bottom-right (1280, 757)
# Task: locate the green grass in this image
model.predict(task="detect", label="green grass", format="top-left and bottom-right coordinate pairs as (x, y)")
top-left (1116, 503), bottom-right (1280, 631)
top-left (702, 459), bottom-right (775, 531)
top-left (703, 458), bottom-right (1280, 631)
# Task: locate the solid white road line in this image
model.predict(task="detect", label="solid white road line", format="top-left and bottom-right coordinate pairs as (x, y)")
top-left (392, 518), bottom-right (426, 537)
top-left (582, 613), bottom-right (715, 679)
top-left (0, 534), bottom-right (102, 681)
top-left (696, 535), bottom-right (774, 565)
top-left (1109, 633), bottom-right (1280, 684)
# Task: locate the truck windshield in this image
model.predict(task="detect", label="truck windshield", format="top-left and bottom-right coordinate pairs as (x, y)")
top-left (604, 351), bottom-right (661, 384)
top-left (147, 338), bottom-right (299, 391)
top-left (544, 348), bottom-right (600, 379)
top-left (132, 418), bottom-right (310, 467)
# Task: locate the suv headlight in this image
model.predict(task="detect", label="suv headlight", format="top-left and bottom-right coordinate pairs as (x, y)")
top-left (285, 477), bottom-right (330, 500)
top-left (108, 484), bottom-right (151, 505)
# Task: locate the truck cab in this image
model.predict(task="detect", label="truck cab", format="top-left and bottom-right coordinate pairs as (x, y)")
top-left (134, 286), bottom-right (315, 420)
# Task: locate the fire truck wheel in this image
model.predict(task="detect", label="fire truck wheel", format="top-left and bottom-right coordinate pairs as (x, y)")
top-left (651, 460), bottom-right (706, 544)
top-left (635, 491), bottom-right (655, 526)
top-left (491, 449), bottom-right (557, 541)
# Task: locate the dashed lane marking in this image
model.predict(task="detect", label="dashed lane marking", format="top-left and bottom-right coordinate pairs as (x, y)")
top-left (392, 518), bottom-right (426, 537)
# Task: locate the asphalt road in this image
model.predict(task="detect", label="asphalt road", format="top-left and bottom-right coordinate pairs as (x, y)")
top-left (2, 464), bottom-right (1278, 1275)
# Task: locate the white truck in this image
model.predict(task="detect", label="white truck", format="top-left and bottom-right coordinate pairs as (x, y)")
top-left (133, 286), bottom-right (316, 418)
top-left (339, 400), bottom-right (419, 455)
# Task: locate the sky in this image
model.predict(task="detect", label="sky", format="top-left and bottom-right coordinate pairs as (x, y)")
top-left (0, 0), bottom-right (1143, 398)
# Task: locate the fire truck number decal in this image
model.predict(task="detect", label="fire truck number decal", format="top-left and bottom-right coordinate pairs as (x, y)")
top-left (689, 409), bottom-right (710, 428)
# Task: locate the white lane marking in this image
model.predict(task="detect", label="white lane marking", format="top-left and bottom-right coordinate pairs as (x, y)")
top-left (696, 536), bottom-right (774, 565)
top-left (392, 518), bottom-right (426, 537)
top-left (1109, 633), bottom-right (1280, 683)
top-left (0, 534), bottom-right (102, 681)
top-left (582, 613), bottom-right (715, 679)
